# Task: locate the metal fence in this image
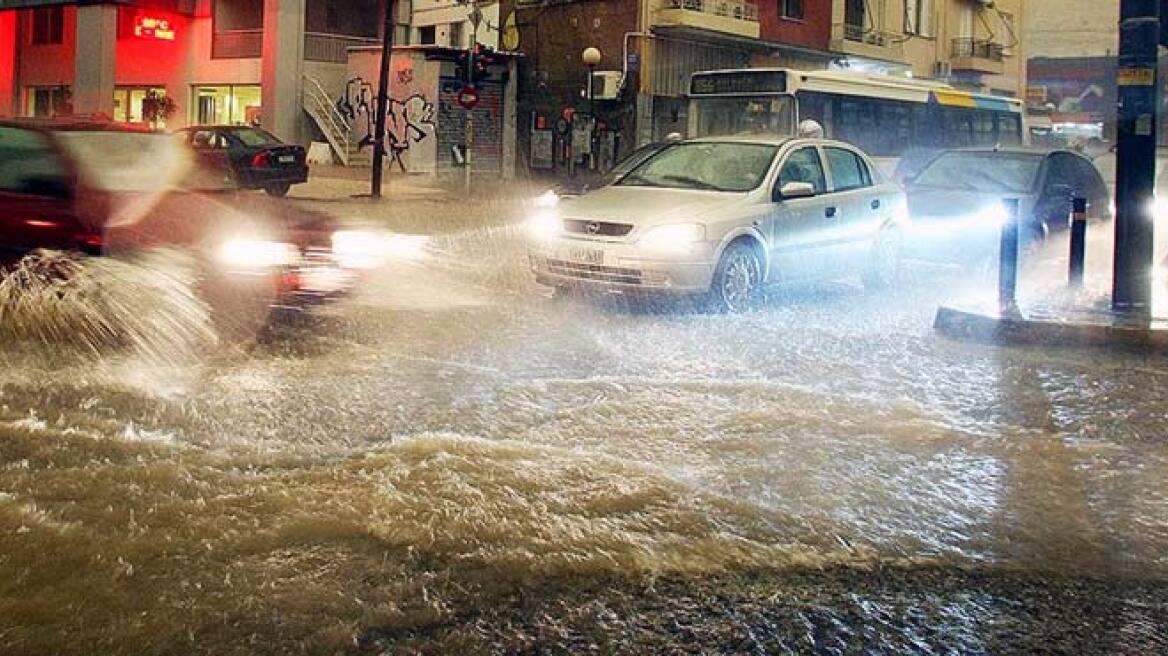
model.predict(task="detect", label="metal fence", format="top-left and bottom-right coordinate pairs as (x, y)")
top-left (951, 38), bottom-right (1005, 61)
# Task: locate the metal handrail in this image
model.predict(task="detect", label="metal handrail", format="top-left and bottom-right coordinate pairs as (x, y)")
top-left (302, 75), bottom-right (351, 165)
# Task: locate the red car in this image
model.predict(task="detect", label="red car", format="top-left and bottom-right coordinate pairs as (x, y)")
top-left (0, 119), bottom-right (360, 333)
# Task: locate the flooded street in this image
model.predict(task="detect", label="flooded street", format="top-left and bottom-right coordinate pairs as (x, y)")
top-left (1, 196), bottom-right (1167, 654)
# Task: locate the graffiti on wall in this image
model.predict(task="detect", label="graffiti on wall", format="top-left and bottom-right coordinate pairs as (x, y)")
top-left (338, 77), bottom-right (435, 171)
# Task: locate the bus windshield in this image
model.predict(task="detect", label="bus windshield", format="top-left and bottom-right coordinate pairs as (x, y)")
top-left (691, 95), bottom-right (796, 139)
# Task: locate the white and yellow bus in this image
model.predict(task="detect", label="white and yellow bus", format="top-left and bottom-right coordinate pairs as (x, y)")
top-left (687, 68), bottom-right (1026, 176)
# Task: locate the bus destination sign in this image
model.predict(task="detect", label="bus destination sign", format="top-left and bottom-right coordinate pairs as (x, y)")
top-left (690, 70), bottom-right (787, 96)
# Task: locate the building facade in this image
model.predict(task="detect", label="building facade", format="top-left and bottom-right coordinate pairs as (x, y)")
top-left (0, 0), bottom-right (384, 146)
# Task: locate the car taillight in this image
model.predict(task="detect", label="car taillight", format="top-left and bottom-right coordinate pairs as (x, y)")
top-left (251, 152), bottom-right (270, 167)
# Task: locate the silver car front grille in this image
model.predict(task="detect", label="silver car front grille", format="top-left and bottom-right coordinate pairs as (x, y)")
top-left (544, 258), bottom-right (643, 285)
top-left (561, 220), bottom-right (634, 238)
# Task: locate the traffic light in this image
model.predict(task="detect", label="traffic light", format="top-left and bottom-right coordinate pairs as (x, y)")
top-left (469, 43), bottom-right (498, 87)
top-left (454, 50), bottom-right (470, 84)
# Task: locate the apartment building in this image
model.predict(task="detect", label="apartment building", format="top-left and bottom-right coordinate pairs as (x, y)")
top-left (832, 0), bottom-right (1025, 97)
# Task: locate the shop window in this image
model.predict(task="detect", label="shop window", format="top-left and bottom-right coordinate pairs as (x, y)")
top-left (193, 85), bottom-right (262, 126)
top-left (29, 86), bottom-right (71, 117)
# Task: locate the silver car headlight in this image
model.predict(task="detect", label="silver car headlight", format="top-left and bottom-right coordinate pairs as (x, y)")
top-left (217, 239), bottom-right (300, 269)
top-left (525, 209), bottom-right (562, 242)
top-left (637, 223), bottom-right (706, 253)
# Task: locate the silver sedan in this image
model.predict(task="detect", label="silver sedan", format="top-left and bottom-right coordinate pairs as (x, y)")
top-left (527, 137), bottom-right (908, 311)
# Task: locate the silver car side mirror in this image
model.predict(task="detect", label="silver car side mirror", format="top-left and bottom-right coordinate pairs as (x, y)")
top-left (778, 181), bottom-right (816, 201)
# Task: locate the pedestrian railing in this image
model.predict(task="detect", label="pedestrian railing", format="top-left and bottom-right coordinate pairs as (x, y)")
top-left (302, 75), bottom-right (352, 166)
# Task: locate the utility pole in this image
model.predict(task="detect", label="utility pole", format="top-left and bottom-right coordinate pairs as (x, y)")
top-left (371, 0), bottom-right (395, 199)
top-left (1112, 0), bottom-right (1158, 315)
top-left (465, 5), bottom-right (482, 196)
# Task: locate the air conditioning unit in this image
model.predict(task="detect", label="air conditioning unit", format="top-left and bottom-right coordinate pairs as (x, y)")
top-left (591, 71), bottom-right (623, 100)
top-left (934, 61), bottom-right (952, 78)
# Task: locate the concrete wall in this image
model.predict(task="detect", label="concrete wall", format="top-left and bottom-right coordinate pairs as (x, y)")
top-left (348, 48), bottom-right (440, 173)
top-left (410, 0), bottom-right (499, 49)
top-left (1025, 0), bottom-right (1119, 59)
top-left (758, 0), bottom-right (831, 52)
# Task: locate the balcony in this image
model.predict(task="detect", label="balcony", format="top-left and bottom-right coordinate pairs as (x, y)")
top-left (654, 0), bottom-right (760, 40)
top-left (304, 33), bottom-right (381, 64)
top-left (950, 38), bottom-right (1006, 75)
top-left (830, 23), bottom-right (905, 62)
top-left (212, 29), bottom-right (262, 59)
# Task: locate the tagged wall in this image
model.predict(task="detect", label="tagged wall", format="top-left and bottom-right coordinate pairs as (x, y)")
top-left (347, 47), bottom-right (440, 173)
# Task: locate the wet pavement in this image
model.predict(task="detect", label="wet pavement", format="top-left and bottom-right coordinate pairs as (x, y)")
top-left (1, 188), bottom-right (1167, 654)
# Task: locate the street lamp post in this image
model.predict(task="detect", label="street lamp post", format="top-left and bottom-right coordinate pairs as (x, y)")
top-left (582, 47), bottom-right (602, 171)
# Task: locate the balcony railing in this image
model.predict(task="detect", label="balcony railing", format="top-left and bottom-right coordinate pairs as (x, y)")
top-left (304, 33), bottom-right (380, 64)
top-left (212, 29), bottom-right (262, 59)
top-left (951, 38), bottom-right (1005, 62)
top-left (663, 0), bottom-right (759, 24)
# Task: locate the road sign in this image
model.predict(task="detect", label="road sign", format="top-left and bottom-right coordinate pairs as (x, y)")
top-left (456, 85), bottom-right (480, 110)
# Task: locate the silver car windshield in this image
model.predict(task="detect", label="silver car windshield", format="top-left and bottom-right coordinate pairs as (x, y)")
top-left (56, 131), bottom-right (191, 193)
top-left (913, 152), bottom-right (1043, 194)
top-left (618, 142), bottom-right (778, 192)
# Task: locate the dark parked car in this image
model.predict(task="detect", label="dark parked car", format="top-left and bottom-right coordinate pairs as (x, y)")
top-left (903, 147), bottom-right (1111, 263)
top-left (178, 125), bottom-right (309, 197)
top-left (0, 119), bottom-right (359, 335)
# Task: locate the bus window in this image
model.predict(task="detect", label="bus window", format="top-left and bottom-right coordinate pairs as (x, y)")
top-left (941, 108), bottom-right (974, 147)
top-left (973, 111), bottom-right (996, 146)
top-left (835, 98), bottom-right (878, 153)
top-left (997, 113), bottom-right (1023, 145)
top-left (691, 95), bottom-right (796, 138)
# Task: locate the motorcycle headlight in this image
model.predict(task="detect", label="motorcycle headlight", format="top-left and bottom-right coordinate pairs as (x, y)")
top-left (217, 239), bottom-right (300, 269)
top-left (637, 223), bottom-right (706, 252)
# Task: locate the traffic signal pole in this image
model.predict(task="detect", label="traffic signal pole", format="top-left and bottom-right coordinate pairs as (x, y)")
top-left (1112, 0), bottom-right (1158, 315)
top-left (371, 0), bottom-right (395, 199)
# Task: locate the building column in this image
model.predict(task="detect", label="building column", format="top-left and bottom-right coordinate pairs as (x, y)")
top-left (261, 0), bottom-right (305, 142)
top-left (502, 58), bottom-right (518, 178)
top-left (73, 4), bottom-right (118, 118)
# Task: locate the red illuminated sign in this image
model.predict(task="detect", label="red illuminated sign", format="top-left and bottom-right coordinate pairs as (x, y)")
top-left (134, 16), bottom-right (175, 41)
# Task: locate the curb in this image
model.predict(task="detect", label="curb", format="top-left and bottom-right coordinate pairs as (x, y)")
top-left (934, 306), bottom-right (1168, 355)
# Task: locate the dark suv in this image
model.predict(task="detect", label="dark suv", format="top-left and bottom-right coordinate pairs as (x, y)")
top-left (0, 119), bottom-right (354, 332)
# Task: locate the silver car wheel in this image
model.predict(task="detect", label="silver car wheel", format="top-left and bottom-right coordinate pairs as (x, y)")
top-left (718, 245), bottom-right (761, 312)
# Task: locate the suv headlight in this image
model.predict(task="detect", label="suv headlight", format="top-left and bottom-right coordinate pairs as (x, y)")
top-left (637, 224), bottom-right (706, 252)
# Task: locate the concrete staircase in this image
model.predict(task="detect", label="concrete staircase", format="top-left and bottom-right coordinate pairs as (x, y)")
top-left (302, 74), bottom-right (352, 166)
top-left (345, 142), bottom-right (373, 168)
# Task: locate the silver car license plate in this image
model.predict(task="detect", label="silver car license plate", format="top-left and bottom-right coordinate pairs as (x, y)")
top-left (278, 155), bottom-right (295, 163)
top-left (569, 248), bottom-right (603, 265)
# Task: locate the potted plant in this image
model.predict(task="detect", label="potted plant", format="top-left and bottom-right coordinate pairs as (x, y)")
top-left (141, 90), bottom-right (178, 130)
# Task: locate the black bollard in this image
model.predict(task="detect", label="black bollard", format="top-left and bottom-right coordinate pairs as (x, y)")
top-left (998, 199), bottom-right (1020, 314)
top-left (1069, 197), bottom-right (1088, 288)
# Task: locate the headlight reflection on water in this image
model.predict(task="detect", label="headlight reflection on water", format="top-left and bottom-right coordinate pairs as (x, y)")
top-left (332, 230), bottom-right (430, 269)
top-left (217, 239), bottom-right (300, 269)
